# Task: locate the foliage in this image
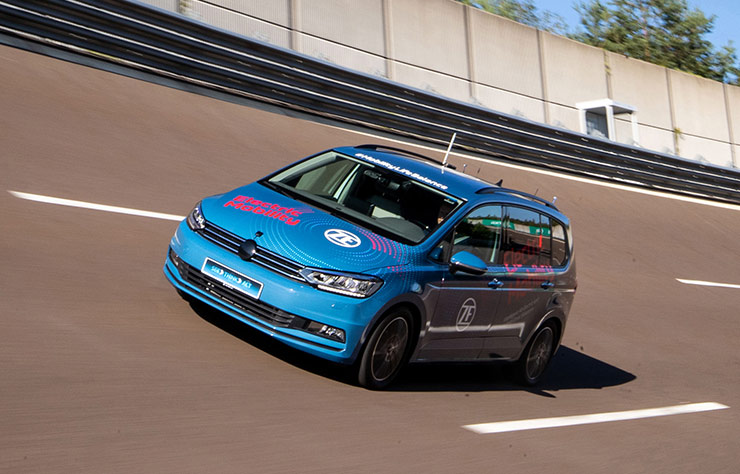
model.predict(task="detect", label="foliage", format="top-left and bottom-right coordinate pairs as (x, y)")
top-left (572, 0), bottom-right (739, 83)
top-left (457, 0), bottom-right (568, 35)
top-left (458, 0), bottom-right (739, 84)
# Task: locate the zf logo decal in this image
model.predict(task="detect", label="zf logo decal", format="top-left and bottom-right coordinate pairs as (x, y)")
top-left (324, 229), bottom-right (361, 248)
top-left (456, 298), bottom-right (477, 332)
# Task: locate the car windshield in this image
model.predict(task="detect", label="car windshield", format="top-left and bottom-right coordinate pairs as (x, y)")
top-left (263, 151), bottom-right (463, 245)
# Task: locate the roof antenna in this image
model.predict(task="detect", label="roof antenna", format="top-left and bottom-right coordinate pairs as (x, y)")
top-left (442, 132), bottom-right (457, 172)
top-left (495, 179), bottom-right (503, 187)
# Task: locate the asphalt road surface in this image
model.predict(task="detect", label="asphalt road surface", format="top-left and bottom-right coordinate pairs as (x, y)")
top-left (2, 44), bottom-right (739, 473)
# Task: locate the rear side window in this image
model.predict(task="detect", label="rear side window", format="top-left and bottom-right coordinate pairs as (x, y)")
top-left (443, 204), bottom-right (570, 269)
top-left (539, 215), bottom-right (552, 264)
top-left (500, 207), bottom-right (542, 268)
top-left (551, 219), bottom-right (568, 267)
top-left (500, 207), bottom-right (569, 269)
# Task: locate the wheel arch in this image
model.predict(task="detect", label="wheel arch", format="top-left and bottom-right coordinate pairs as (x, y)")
top-left (353, 294), bottom-right (425, 363)
top-left (518, 309), bottom-right (566, 359)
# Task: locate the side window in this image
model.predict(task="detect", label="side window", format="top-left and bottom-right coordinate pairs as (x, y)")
top-left (551, 219), bottom-right (568, 267)
top-left (451, 205), bottom-right (503, 265)
top-left (501, 207), bottom-right (543, 268)
top-left (539, 215), bottom-right (552, 265)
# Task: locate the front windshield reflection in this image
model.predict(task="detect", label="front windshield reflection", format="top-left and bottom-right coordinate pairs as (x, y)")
top-left (265, 151), bottom-right (462, 244)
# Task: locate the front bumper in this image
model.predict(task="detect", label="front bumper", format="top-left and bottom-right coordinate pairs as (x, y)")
top-left (163, 221), bottom-right (383, 364)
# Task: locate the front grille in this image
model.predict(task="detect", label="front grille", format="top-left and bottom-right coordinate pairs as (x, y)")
top-left (198, 221), bottom-right (304, 281)
top-left (173, 254), bottom-right (304, 329)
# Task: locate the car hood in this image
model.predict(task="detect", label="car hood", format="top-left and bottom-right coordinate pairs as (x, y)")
top-left (201, 182), bottom-right (414, 273)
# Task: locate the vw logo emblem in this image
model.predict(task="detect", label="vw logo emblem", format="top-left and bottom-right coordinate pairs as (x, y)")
top-left (324, 229), bottom-right (361, 248)
top-left (238, 239), bottom-right (258, 262)
top-left (456, 298), bottom-right (477, 332)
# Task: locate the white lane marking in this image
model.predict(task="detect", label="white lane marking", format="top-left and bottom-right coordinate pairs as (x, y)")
top-left (462, 402), bottom-right (729, 435)
top-left (325, 124), bottom-right (740, 212)
top-left (8, 191), bottom-right (185, 221)
top-left (677, 279), bottom-right (740, 289)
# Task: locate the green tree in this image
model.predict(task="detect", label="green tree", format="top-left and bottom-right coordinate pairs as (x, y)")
top-left (572, 0), bottom-right (739, 83)
top-left (458, 0), bottom-right (568, 35)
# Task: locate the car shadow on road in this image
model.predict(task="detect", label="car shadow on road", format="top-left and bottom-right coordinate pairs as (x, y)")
top-left (191, 301), bottom-right (635, 395)
top-left (392, 347), bottom-right (636, 396)
top-left (190, 300), bottom-right (358, 384)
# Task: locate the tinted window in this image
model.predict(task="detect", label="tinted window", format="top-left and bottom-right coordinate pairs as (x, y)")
top-left (499, 207), bottom-right (567, 267)
top-left (501, 207), bottom-right (546, 268)
top-left (540, 215), bottom-right (552, 265)
top-left (451, 205), bottom-right (503, 265)
top-left (551, 219), bottom-right (568, 267)
top-left (499, 208), bottom-right (570, 268)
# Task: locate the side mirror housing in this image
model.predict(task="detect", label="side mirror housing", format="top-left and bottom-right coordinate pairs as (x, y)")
top-left (450, 251), bottom-right (487, 275)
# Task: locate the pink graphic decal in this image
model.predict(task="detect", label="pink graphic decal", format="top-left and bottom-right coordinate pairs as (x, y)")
top-left (359, 229), bottom-right (400, 259)
top-left (224, 195), bottom-right (303, 226)
top-left (501, 236), bottom-right (555, 304)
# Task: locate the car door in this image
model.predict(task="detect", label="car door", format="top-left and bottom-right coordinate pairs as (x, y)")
top-left (420, 204), bottom-right (507, 360)
top-left (481, 206), bottom-right (556, 359)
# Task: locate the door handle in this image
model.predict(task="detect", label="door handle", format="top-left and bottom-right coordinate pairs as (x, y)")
top-left (541, 281), bottom-right (554, 289)
top-left (488, 279), bottom-right (504, 289)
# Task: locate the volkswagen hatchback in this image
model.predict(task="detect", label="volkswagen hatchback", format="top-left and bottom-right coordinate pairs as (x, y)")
top-left (164, 145), bottom-right (576, 389)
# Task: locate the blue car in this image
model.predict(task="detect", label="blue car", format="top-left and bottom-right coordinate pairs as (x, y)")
top-left (164, 145), bottom-right (576, 389)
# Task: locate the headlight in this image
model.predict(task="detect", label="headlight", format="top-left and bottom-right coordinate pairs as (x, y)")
top-left (186, 201), bottom-right (206, 231)
top-left (299, 268), bottom-right (383, 298)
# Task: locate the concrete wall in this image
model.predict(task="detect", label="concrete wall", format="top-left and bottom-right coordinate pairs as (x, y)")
top-left (298, 0), bottom-right (388, 76)
top-left (468, 10), bottom-right (545, 121)
top-left (139, 0), bottom-right (739, 169)
top-left (182, 0), bottom-right (291, 48)
top-left (140, 0), bottom-right (177, 11)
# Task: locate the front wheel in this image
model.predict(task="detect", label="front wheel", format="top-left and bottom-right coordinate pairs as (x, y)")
top-left (516, 322), bottom-right (556, 386)
top-left (357, 309), bottom-right (413, 390)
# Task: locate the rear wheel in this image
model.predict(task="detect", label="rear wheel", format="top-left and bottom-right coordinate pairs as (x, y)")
top-left (516, 322), bottom-right (556, 386)
top-left (358, 309), bottom-right (412, 390)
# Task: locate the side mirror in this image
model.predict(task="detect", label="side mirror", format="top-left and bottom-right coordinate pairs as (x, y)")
top-left (450, 251), bottom-right (488, 276)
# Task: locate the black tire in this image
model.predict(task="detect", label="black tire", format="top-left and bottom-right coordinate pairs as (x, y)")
top-left (357, 308), bottom-right (413, 390)
top-left (516, 321), bottom-right (557, 386)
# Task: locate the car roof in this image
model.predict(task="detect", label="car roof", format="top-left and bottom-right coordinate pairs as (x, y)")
top-left (336, 145), bottom-right (567, 222)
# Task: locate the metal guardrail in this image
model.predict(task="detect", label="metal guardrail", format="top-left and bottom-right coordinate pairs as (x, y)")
top-left (2, 0), bottom-right (740, 204)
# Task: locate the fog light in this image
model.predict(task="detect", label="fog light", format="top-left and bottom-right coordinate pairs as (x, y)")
top-left (307, 321), bottom-right (345, 343)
